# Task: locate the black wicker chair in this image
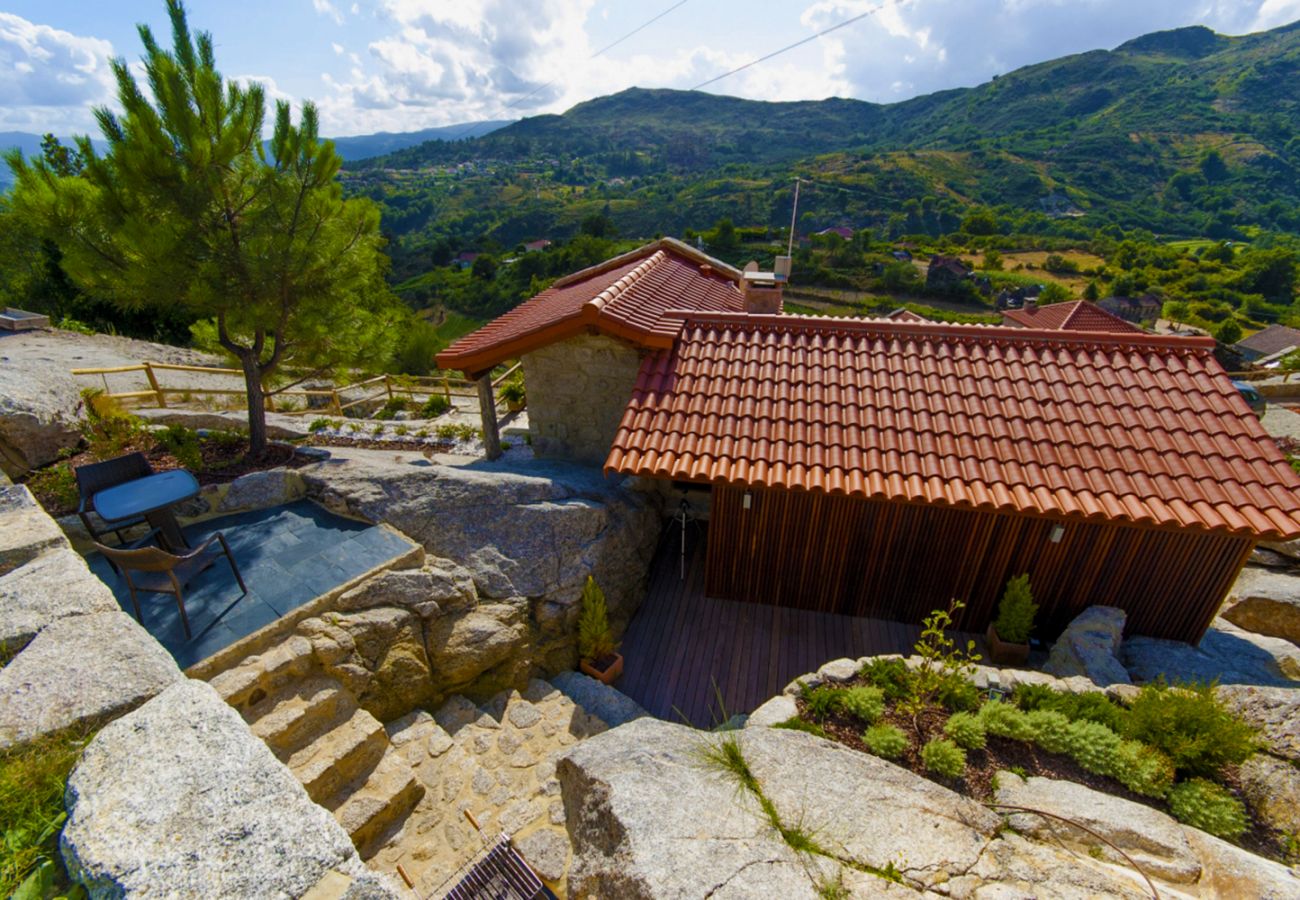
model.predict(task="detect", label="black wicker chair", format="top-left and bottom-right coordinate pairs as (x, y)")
top-left (75, 452), bottom-right (154, 544)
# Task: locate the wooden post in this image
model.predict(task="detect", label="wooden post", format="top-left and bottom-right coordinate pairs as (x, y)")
top-left (476, 373), bottom-right (502, 461)
top-left (143, 363), bottom-right (167, 407)
top-left (331, 389), bottom-right (343, 416)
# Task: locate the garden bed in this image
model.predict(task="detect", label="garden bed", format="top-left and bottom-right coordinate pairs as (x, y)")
top-left (21, 424), bottom-right (308, 518)
top-left (784, 663), bottom-right (1290, 864)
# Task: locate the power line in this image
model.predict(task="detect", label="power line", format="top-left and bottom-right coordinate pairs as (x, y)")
top-left (691, 0), bottom-right (907, 91)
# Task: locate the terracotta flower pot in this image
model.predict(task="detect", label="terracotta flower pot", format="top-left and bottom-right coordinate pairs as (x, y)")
top-left (986, 623), bottom-right (1030, 666)
top-left (580, 652), bottom-right (624, 685)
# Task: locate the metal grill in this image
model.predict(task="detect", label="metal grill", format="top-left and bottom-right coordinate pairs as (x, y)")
top-left (438, 833), bottom-right (544, 900)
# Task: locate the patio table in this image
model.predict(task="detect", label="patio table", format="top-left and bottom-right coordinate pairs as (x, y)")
top-left (93, 469), bottom-right (200, 552)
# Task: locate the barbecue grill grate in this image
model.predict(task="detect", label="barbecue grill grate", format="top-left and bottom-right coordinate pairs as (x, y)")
top-left (438, 833), bottom-right (545, 900)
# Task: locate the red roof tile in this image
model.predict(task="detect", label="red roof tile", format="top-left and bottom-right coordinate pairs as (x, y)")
top-left (435, 238), bottom-right (747, 374)
top-left (1001, 300), bottom-right (1141, 333)
top-left (606, 314), bottom-right (1300, 540)
top-left (883, 308), bottom-right (929, 323)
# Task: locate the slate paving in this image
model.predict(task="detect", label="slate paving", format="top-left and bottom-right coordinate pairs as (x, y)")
top-left (86, 500), bottom-right (413, 669)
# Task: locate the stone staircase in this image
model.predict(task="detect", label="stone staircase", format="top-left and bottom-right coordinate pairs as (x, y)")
top-left (210, 642), bottom-right (425, 860)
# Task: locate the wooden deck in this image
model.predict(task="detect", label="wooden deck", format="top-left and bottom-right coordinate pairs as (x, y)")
top-left (618, 525), bottom-right (937, 727)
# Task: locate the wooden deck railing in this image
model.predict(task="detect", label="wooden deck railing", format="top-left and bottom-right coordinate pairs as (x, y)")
top-left (69, 360), bottom-right (524, 417)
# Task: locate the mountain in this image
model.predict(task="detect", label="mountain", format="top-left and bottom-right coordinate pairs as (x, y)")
top-left (351, 21), bottom-right (1300, 243)
top-left (327, 120), bottom-right (513, 161)
top-left (0, 132), bottom-right (109, 191)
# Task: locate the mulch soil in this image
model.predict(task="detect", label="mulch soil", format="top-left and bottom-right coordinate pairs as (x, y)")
top-left (798, 677), bottom-right (1289, 864)
top-left (22, 438), bottom-right (309, 518)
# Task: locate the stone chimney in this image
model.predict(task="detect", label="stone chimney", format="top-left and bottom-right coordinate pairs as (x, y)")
top-left (1024, 297), bottom-right (1037, 311)
top-left (741, 260), bottom-right (784, 314)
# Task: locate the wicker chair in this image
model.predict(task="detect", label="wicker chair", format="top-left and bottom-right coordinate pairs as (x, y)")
top-left (75, 452), bottom-right (154, 544)
top-left (95, 530), bottom-right (247, 639)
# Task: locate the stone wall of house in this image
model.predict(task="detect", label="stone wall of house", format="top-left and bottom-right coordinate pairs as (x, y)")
top-left (521, 333), bottom-right (644, 465)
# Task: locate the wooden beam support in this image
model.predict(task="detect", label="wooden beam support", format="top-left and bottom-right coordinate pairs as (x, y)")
top-left (477, 374), bottom-right (502, 461)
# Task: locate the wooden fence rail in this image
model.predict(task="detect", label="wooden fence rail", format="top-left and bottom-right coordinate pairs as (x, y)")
top-left (69, 361), bottom-right (523, 417)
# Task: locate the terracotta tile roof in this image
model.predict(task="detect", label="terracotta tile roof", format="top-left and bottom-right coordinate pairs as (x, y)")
top-left (882, 308), bottom-right (930, 323)
top-left (1001, 300), bottom-right (1141, 333)
top-left (435, 238), bottom-right (746, 374)
top-left (1236, 324), bottom-right (1300, 357)
top-left (607, 314), bottom-right (1300, 540)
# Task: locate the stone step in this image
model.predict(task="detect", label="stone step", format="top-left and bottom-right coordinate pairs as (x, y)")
top-left (286, 706), bottom-right (388, 806)
top-left (209, 635), bottom-right (315, 714)
top-left (329, 745), bottom-right (425, 860)
top-left (244, 676), bottom-right (352, 758)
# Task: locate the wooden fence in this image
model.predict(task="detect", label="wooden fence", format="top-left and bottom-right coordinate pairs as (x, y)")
top-left (69, 361), bottom-right (523, 417)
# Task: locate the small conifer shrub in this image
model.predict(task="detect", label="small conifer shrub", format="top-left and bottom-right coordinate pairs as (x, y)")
top-left (1167, 778), bottom-right (1248, 840)
top-left (837, 685), bottom-right (885, 724)
top-left (993, 574), bottom-right (1038, 644)
top-left (1062, 719), bottom-right (1123, 776)
top-left (1113, 740), bottom-right (1175, 799)
top-left (943, 712), bottom-right (987, 750)
top-left (921, 738), bottom-right (966, 779)
top-left (862, 724), bottom-right (910, 759)
top-left (1024, 709), bottom-right (1072, 755)
top-left (576, 576), bottom-right (615, 663)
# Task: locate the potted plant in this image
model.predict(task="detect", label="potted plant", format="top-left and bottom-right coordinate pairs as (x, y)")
top-left (498, 376), bottom-right (526, 413)
top-left (577, 575), bottom-right (623, 684)
top-left (987, 573), bottom-right (1038, 665)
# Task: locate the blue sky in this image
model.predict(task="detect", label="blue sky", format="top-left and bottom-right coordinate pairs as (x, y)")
top-left (2, 0), bottom-right (1298, 137)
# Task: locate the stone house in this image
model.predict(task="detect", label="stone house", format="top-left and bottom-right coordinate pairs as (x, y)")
top-left (1099, 293), bottom-right (1163, 323)
top-left (925, 254), bottom-right (973, 292)
top-left (436, 238), bottom-right (780, 465)
top-left (440, 241), bottom-right (1300, 645)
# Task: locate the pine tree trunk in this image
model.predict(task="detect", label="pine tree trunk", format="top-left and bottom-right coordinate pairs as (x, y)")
top-left (239, 356), bottom-right (269, 458)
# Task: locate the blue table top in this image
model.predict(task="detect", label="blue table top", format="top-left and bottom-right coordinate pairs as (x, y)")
top-left (94, 469), bottom-right (201, 522)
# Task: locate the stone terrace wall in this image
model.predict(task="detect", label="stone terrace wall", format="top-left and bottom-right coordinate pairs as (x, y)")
top-left (0, 482), bottom-right (399, 897)
top-left (522, 333), bottom-right (644, 465)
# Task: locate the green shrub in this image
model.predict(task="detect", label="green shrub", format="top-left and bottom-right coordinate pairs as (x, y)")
top-left (497, 375), bottom-right (526, 407)
top-left (937, 673), bottom-right (981, 712)
top-left (862, 724), bottom-right (910, 759)
top-left (801, 685), bottom-right (843, 721)
top-left (1014, 684), bottom-right (1128, 733)
top-left (1168, 779), bottom-right (1248, 840)
top-left (944, 712), bottom-right (987, 750)
top-left (308, 417), bottom-right (333, 433)
top-left (154, 424), bottom-right (202, 470)
top-left (860, 658), bottom-right (912, 701)
top-left (921, 738), bottom-right (967, 779)
top-left (1024, 709), bottom-right (1072, 755)
top-left (394, 424), bottom-right (409, 436)
top-left (1062, 719), bottom-right (1123, 776)
top-left (374, 397), bottom-right (410, 420)
top-left (993, 573), bottom-right (1038, 644)
top-left (838, 686), bottom-right (885, 724)
top-left (1123, 682), bottom-right (1257, 779)
top-left (774, 717), bottom-right (827, 739)
top-left (1113, 740), bottom-right (1175, 799)
top-left (371, 424), bottom-right (385, 437)
top-left (576, 576), bottom-right (615, 662)
top-left (979, 701), bottom-right (1035, 741)
top-left (25, 463), bottom-right (79, 513)
top-left (420, 394), bottom-right (451, 418)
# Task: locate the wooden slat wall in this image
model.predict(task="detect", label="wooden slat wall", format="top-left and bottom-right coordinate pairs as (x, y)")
top-left (704, 485), bottom-right (1253, 643)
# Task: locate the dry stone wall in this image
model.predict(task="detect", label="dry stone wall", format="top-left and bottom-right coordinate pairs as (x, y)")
top-left (521, 333), bottom-right (644, 465)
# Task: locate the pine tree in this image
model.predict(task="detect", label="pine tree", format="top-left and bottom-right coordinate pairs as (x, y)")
top-left (7, 0), bottom-right (400, 455)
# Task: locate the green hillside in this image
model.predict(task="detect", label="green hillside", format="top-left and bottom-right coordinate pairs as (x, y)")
top-left (350, 22), bottom-right (1300, 248)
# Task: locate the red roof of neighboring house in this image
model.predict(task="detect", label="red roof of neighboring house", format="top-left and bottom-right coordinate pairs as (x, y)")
top-left (436, 239), bottom-right (746, 375)
top-left (1001, 300), bottom-right (1140, 333)
top-left (817, 226), bottom-right (854, 239)
top-left (606, 314), bottom-right (1300, 540)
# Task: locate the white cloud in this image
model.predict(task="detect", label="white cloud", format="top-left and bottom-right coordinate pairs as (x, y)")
top-left (313, 0), bottom-right (345, 26)
top-left (800, 0), bottom-right (1297, 102)
top-left (0, 13), bottom-right (115, 132)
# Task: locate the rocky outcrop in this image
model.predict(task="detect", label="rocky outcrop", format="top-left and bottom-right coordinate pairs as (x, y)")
top-left (1221, 567), bottom-right (1300, 646)
top-left (994, 772), bottom-right (1201, 883)
top-left (301, 454), bottom-right (661, 631)
top-left (1043, 605), bottom-right (1131, 686)
top-left (550, 671), bottom-right (647, 727)
top-left (61, 679), bottom-right (398, 898)
top-left (0, 366), bottom-right (81, 477)
top-left (0, 611), bottom-right (182, 748)
top-left (0, 484), bottom-right (69, 575)
top-left (0, 547), bottom-right (117, 652)
top-left (559, 717), bottom-right (1002, 897)
top-left (1215, 684), bottom-right (1300, 761)
top-left (1239, 753), bottom-right (1300, 838)
top-left (1125, 619), bottom-right (1300, 686)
